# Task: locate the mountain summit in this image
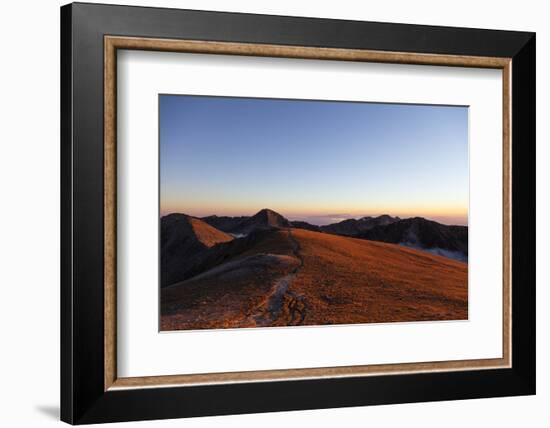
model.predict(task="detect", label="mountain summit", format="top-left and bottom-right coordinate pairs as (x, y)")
top-left (251, 208), bottom-right (290, 227)
top-left (201, 209), bottom-right (290, 235)
top-left (232, 208), bottom-right (290, 234)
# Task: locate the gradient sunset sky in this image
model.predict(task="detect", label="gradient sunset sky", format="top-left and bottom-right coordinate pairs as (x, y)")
top-left (160, 95), bottom-right (468, 226)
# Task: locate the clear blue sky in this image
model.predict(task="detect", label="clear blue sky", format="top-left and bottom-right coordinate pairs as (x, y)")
top-left (160, 95), bottom-right (468, 226)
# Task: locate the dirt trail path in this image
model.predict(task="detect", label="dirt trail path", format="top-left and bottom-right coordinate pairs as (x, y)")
top-left (252, 228), bottom-right (307, 326)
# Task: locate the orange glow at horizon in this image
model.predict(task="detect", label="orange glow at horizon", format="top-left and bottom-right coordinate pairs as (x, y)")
top-left (160, 200), bottom-right (468, 226)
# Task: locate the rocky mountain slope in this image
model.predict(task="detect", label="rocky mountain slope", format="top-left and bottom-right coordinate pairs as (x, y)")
top-left (160, 214), bottom-right (233, 287)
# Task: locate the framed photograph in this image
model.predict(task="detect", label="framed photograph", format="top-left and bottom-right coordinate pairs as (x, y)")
top-left (61, 2), bottom-right (535, 424)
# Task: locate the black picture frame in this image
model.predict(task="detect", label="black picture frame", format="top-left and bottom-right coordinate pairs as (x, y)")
top-left (61, 2), bottom-right (535, 424)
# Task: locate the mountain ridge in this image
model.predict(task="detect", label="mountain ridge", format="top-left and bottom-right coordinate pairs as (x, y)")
top-left (358, 217), bottom-right (468, 261)
top-left (181, 208), bottom-right (468, 264)
top-left (320, 214), bottom-right (401, 236)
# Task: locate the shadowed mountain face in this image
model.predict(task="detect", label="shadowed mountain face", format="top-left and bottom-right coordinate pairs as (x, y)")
top-left (160, 214), bottom-right (233, 287)
top-left (201, 215), bottom-right (249, 233)
top-left (290, 221), bottom-right (321, 232)
top-left (320, 215), bottom-right (401, 236)
top-left (358, 217), bottom-right (468, 261)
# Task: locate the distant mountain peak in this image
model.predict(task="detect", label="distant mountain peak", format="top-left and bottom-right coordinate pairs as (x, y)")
top-left (253, 208), bottom-right (286, 219)
top-left (202, 209), bottom-right (290, 235)
top-left (377, 214), bottom-right (399, 220)
top-left (257, 208), bottom-right (278, 214)
top-left (248, 208), bottom-right (290, 229)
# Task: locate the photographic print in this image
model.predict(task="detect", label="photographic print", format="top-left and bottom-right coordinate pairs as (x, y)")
top-left (159, 95), bottom-right (468, 331)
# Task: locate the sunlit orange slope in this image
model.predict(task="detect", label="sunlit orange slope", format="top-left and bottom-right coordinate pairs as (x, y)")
top-left (161, 228), bottom-right (467, 331)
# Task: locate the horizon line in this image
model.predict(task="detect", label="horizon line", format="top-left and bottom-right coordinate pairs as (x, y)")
top-left (159, 208), bottom-right (468, 227)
